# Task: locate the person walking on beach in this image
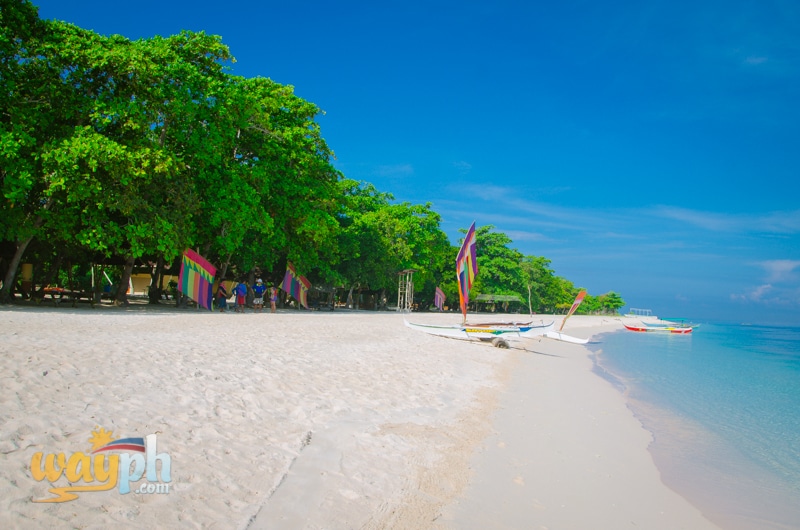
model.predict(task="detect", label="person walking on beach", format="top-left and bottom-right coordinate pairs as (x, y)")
top-left (233, 281), bottom-right (248, 313)
top-left (252, 279), bottom-right (266, 313)
top-left (216, 279), bottom-right (228, 313)
top-left (269, 286), bottom-right (278, 313)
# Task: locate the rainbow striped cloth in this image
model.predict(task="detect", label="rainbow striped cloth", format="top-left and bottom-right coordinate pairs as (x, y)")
top-left (434, 286), bottom-right (446, 311)
top-left (178, 249), bottom-right (217, 310)
top-left (281, 262), bottom-right (311, 308)
top-left (456, 221), bottom-right (478, 320)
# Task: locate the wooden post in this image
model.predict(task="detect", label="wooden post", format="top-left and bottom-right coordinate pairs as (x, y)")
top-left (396, 269), bottom-right (416, 313)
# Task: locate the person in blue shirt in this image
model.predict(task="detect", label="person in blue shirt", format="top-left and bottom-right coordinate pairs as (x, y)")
top-left (233, 281), bottom-right (248, 313)
top-left (252, 278), bottom-right (267, 312)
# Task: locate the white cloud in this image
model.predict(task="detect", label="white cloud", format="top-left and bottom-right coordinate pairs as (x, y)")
top-left (731, 284), bottom-right (772, 302)
top-left (744, 55), bottom-right (768, 65)
top-left (750, 284), bottom-right (773, 301)
top-left (653, 206), bottom-right (740, 231)
top-left (375, 164), bottom-right (413, 177)
top-left (758, 211), bottom-right (800, 233)
top-left (731, 262), bottom-right (800, 306)
top-left (653, 206), bottom-right (800, 234)
top-left (759, 260), bottom-right (800, 283)
top-left (453, 161), bottom-right (472, 173)
top-left (503, 229), bottom-right (549, 243)
top-left (731, 283), bottom-right (800, 308)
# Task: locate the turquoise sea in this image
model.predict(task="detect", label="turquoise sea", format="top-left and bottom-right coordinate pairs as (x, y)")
top-left (589, 323), bottom-right (800, 530)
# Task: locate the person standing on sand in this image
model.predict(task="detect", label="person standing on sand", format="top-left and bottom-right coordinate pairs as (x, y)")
top-left (269, 286), bottom-right (278, 313)
top-left (216, 280), bottom-right (228, 313)
top-left (252, 279), bottom-right (266, 313)
top-left (233, 281), bottom-right (248, 313)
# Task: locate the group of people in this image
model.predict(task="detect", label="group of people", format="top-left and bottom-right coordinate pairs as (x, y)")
top-left (215, 278), bottom-right (277, 313)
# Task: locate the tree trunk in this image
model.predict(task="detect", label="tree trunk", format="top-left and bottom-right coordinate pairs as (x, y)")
top-left (0, 198), bottom-right (53, 303)
top-left (378, 288), bottom-right (387, 310)
top-left (66, 259), bottom-right (74, 291)
top-left (247, 268), bottom-right (256, 307)
top-left (157, 261), bottom-right (167, 301)
top-left (148, 255), bottom-right (164, 304)
top-left (92, 265), bottom-right (102, 304)
top-left (218, 252), bottom-right (232, 281)
top-left (0, 234), bottom-right (35, 303)
top-left (527, 285), bottom-right (532, 316)
top-left (115, 256), bottom-right (135, 306)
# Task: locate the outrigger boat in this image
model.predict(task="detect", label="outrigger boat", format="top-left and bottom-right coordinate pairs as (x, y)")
top-left (404, 319), bottom-right (555, 348)
top-left (404, 222), bottom-right (585, 347)
top-left (623, 323), bottom-right (693, 334)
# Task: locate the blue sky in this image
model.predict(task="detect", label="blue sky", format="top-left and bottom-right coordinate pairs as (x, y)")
top-left (32, 1), bottom-right (800, 325)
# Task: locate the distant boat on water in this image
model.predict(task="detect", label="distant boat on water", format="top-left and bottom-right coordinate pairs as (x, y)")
top-left (623, 322), bottom-right (693, 334)
top-left (622, 309), bottom-right (697, 334)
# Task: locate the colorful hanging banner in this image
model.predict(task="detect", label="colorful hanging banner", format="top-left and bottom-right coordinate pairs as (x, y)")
top-left (178, 249), bottom-right (217, 310)
top-left (281, 262), bottom-right (311, 308)
top-left (434, 286), bottom-right (446, 311)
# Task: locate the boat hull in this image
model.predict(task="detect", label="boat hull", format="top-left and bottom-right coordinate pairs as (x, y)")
top-left (545, 330), bottom-right (589, 344)
top-left (624, 324), bottom-right (693, 334)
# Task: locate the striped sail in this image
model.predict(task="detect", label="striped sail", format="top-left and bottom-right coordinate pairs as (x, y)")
top-left (456, 222), bottom-right (478, 322)
top-left (560, 289), bottom-right (587, 331)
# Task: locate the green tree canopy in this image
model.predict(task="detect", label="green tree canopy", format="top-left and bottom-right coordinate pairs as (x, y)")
top-left (0, 3), bottom-right (623, 313)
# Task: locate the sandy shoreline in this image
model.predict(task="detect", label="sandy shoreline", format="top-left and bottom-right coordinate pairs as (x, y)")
top-left (437, 317), bottom-right (718, 530)
top-left (0, 305), bottom-right (717, 529)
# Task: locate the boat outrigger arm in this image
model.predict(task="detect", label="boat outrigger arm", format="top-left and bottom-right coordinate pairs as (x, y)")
top-left (543, 330), bottom-right (589, 344)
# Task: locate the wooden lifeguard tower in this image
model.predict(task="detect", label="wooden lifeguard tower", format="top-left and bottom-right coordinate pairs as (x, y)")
top-left (396, 269), bottom-right (416, 313)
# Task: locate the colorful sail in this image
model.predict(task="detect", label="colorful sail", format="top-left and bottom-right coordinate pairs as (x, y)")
top-left (456, 221), bottom-right (478, 322)
top-left (281, 262), bottom-right (311, 309)
top-left (434, 286), bottom-right (446, 311)
top-left (559, 289), bottom-right (587, 331)
top-left (178, 249), bottom-right (217, 310)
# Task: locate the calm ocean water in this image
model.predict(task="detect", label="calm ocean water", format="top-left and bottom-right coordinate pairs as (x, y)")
top-left (590, 322), bottom-right (800, 530)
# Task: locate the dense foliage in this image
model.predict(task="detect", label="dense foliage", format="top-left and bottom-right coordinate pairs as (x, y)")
top-left (0, 0), bottom-right (624, 314)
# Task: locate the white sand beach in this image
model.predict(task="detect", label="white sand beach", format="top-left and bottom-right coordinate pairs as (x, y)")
top-left (0, 306), bottom-right (718, 529)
